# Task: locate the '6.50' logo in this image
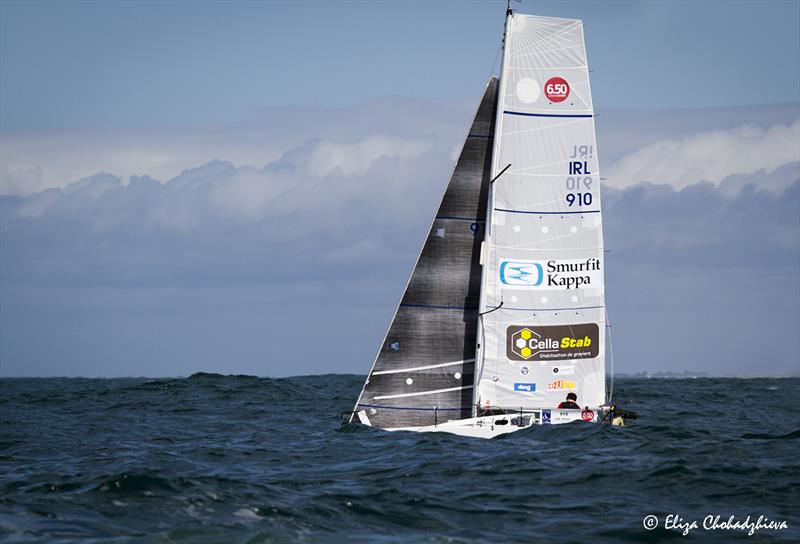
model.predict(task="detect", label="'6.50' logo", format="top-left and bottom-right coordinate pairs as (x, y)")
top-left (544, 77), bottom-right (570, 103)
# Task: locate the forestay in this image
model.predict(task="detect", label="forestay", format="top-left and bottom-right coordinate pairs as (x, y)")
top-left (352, 79), bottom-right (499, 428)
top-left (475, 14), bottom-right (606, 411)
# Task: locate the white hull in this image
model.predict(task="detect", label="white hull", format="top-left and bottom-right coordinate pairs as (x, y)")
top-left (355, 408), bottom-right (608, 439)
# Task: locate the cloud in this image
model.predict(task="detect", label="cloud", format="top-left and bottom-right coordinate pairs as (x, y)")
top-left (1, 146), bottom-right (798, 377)
top-left (0, 96), bottom-right (470, 196)
top-left (306, 135), bottom-right (431, 177)
top-left (0, 133), bottom-right (451, 291)
top-left (1, 102), bottom-right (799, 377)
top-left (607, 119), bottom-right (800, 191)
top-left (3, 99), bottom-right (799, 198)
top-left (596, 102), bottom-right (799, 164)
top-left (0, 164), bottom-right (45, 195)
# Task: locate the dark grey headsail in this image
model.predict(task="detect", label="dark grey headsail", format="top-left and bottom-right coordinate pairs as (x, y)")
top-left (352, 78), bottom-right (498, 428)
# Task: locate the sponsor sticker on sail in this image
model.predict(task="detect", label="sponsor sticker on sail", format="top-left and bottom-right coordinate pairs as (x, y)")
top-left (499, 258), bottom-right (602, 290)
top-left (544, 76), bottom-right (570, 103)
top-left (547, 379), bottom-right (576, 391)
top-left (507, 324), bottom-right (599, 361)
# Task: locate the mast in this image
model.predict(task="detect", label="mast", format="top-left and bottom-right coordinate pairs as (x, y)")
top-left (472, 6), bottom-right (512, 416)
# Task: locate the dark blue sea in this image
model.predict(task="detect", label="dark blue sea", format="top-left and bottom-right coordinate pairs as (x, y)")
top-left (1, 375), bottom-right (798, 543)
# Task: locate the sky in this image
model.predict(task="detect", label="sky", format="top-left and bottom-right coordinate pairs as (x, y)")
top-left (1, 0), bottom-right (799, 377)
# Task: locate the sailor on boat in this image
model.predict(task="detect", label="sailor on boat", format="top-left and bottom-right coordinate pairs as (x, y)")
top-left (557, 393), bottom-right (581, 410)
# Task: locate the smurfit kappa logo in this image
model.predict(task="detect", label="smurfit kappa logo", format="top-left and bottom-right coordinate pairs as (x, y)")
top-left (499, 258), bottom-right (602, 290)
top-left (499, 261), bottom-right (543, 287)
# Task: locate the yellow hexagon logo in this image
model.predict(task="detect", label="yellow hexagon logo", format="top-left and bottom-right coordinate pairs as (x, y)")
top-left (509, 327), bottom-right (536, 360)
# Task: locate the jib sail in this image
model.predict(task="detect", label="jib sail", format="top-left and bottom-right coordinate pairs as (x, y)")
top-left (352, 78), bottom-right (498, 428)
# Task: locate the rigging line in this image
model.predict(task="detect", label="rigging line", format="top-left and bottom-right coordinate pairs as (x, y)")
top-left (489, 41), bottom-right (503, 78)
top-left (479, 300), bottom-right (504, 316)
top-left (606, 306), bottom-right (615, 402)
top-left (490, 163), bottom-right (512, 184)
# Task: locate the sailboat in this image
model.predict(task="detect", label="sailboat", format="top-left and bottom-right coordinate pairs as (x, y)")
top-left (347, 9), bottom-right (632, 438)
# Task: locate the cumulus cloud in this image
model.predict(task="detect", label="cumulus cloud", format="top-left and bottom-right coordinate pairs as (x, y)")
top-left (4, 99), bottom-right (799, 197)
top-left (0, 96), bottom-right (469, 196)
top-left (2, 148), bottom-right (798, 377)
top-left (607, 119), bottom-right (800, 191)
top-left (306, 135), bottom-right (431, 177)
top-left (0, 133), bottom-right (452, 291)
top-left (1, 101), bottom-right (799, 377)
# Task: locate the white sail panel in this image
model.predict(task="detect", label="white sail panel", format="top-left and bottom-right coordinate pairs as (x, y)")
top-left (476, 14), bottom-right (606, 411)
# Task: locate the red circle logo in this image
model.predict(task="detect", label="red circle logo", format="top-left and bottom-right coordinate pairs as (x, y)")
top-left (581, 409), bottom-right (594, 422)
top-left (544, 77), bottom-right (570, 103)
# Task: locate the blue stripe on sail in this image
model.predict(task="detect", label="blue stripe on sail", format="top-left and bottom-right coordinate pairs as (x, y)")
top-left (504, 110), bottom-right (593, 118)
top-left (505, 305), bottom-right (605, 312)
top-left (358, 404), bottom-right (469, 412)
top-left (435, 216), bottom-right (485, 222)
top-left (399, 303), bottom-right (478, 311)
top-left (494, 208), bottom-right (600, 215)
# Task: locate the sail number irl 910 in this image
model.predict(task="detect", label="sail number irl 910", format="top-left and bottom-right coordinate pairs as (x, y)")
top-left (566, 145), bottom-right (594, 207)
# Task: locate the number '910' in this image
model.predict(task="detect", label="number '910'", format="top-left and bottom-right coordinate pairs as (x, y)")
top-left (566, 193), bottom-right (592, 206)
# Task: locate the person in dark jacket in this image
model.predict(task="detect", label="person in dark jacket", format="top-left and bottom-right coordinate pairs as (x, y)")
top-left (557, 392), bottom-right (580, 409)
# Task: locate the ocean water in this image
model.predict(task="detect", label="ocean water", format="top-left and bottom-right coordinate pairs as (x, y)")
top-left (1, 375), bottom-right (798, 543)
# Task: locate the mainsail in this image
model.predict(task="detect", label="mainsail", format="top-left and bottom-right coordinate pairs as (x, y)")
top-left (475, 14), bottom-right (607, 412)
top-left (352, 79), bottom-right (498, 428)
